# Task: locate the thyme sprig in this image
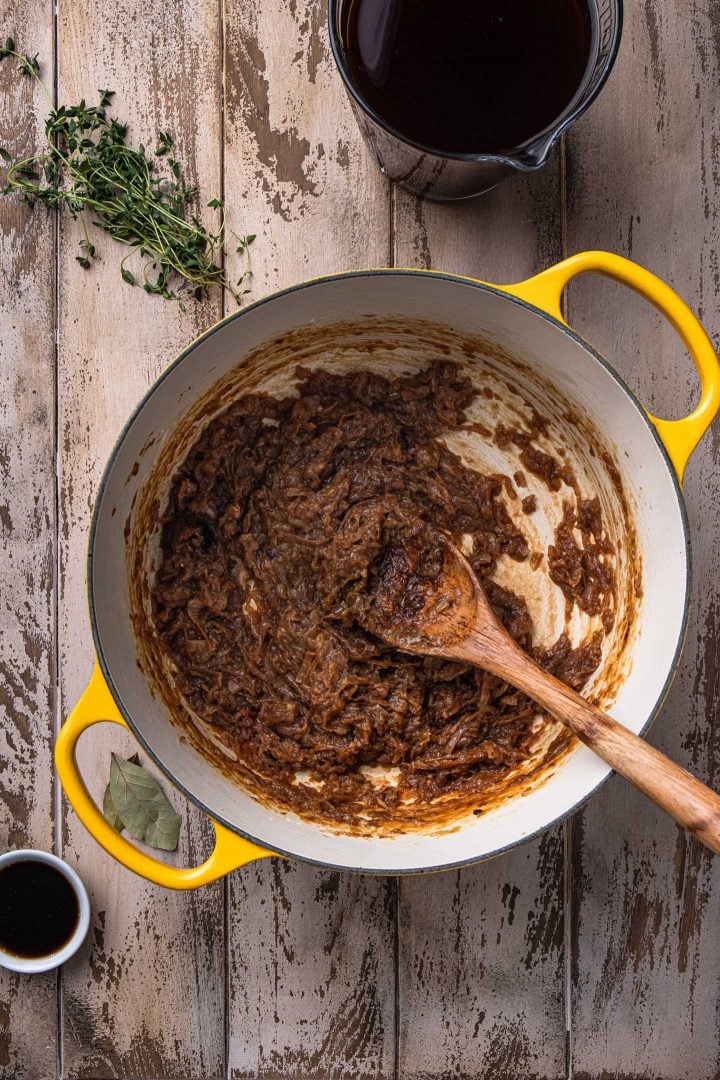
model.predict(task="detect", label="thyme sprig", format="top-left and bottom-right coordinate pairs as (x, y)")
top-left (0, 38), bottom-right (255, 307)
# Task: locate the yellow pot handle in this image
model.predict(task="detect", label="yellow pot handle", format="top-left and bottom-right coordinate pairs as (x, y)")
top-left (55, 662), bottom-right (275, 889)
top-left (500, 250), bottom-right (720, 484)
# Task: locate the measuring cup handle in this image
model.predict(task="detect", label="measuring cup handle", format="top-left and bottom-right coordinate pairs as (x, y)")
top-left (501, 251), bottom-right (720, 483)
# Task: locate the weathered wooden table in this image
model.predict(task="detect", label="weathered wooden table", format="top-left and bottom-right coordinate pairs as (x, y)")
top-left (1, 1), bottom-right (719, 1077)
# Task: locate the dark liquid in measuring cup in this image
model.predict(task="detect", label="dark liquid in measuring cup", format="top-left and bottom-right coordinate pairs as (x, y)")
top-left (0, 860), bottom-right (79, 958)
top-left (343, 0), bottom-right (592, 155)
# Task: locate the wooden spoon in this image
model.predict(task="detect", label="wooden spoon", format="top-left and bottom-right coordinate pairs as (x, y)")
top-left (365, 536), bottom-right (720, 854)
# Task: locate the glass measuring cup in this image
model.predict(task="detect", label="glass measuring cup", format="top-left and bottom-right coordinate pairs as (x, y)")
top-left (329, 0), bottom-right (623, 201)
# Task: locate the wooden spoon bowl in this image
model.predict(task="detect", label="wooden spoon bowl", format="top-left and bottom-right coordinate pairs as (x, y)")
top-left (366, 536), bottom-right (720, 855)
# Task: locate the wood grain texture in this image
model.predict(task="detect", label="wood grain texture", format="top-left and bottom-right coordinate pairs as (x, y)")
top-left (1, 0), bottom-right (719, 1075)
top-left (228, 862), bottom-right (396, 1080)
top-left (56, 1), bottom-right (225, 1076)
top-left (222, 3), bottom-right (396, 1077)
top-left (0, 3), bottom-right (57, 1078)
top-left (393, 171), bottom-right (568, 1080)
top-left (565, 3), bottom-right (720, 1077)
top-left (222, 0), bottom-right (390, 301)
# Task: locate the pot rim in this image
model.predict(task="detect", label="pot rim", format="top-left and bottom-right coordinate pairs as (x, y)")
top-left (87, 268), bottom-right (692, 874)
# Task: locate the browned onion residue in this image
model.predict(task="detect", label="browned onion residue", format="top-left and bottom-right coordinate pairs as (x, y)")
top-left (149, 360), bottom-right (615, 830)
top-left (496, 416), bottom-right (619, 632)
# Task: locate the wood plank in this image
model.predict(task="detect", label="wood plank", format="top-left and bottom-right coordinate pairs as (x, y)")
top-left (393, 172), bottom-right (568, 1079)
top-left (0, 4), bottom-right (57, 1078)
top-left (228, 863), bottom-right (396, 1080)
top-left (566, 5), bottom-right (720, 1077)
top-left (56, 1), bottom-right (226, 1076)
top-left (222, 2), bottom-right (396, 1076)
top-left (222, 0), bottom-right (391, 298)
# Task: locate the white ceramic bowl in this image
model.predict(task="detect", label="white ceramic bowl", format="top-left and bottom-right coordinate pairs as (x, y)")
top-left (0, 850), bottom-right (91, 973)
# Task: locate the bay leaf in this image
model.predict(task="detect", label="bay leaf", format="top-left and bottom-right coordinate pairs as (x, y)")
top-left (102, 753), bottom-right (140, 832)
top-left (109, 752), bottom-right (181, 851)
top-left (102, 781), bottom-right (124, 832)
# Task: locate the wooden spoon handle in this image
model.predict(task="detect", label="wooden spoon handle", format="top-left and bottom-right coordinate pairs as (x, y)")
top-left (463, 632), bottom-right (720, 854)
top-left (546, 684), bottom-right (720, 854)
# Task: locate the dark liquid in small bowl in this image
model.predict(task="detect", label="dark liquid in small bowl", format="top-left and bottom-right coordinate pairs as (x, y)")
top-left (0, 860), bottom-right (80, 958)
top-left (343, 0), bottom-right (592, 155)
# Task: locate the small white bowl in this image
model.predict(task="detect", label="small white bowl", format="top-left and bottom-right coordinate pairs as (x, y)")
top-left (0, 849), bottom-right (91, 974)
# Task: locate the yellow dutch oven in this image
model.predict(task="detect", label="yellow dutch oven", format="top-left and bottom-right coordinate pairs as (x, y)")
top-left (55, 252), bottom-right (720, 887)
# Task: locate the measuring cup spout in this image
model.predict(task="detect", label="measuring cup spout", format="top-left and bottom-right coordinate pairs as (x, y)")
top-left (510, 133), bottom-right (558, 171)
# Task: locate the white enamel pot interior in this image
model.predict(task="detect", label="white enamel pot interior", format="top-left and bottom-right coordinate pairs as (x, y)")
top-left (89, 270), bottom-right (691, 873)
